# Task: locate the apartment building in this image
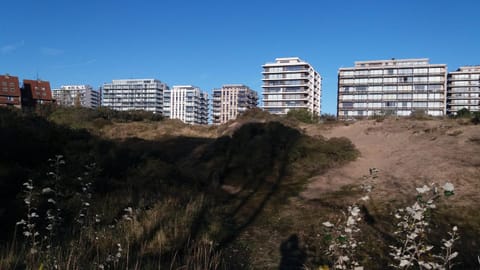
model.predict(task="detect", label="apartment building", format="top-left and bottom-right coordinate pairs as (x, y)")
top-left (102, 79), bottom-right (167, 113)
top-left (22, 79), bottom-right (54, 107)
top-left (262, 57), bottom-right (322, 115)
top-left (0, 74), bottom-right (22, 108)
top-left (163, 85), bottom-right (208, 124)
top-left (53, 85), bottom-right (101, 108)
top-left (447, 66), bottom-right (480, 115)
top-left (337, 58), bottom-right (447, 118)
top-left (212, 84), bottom-right (258, 124)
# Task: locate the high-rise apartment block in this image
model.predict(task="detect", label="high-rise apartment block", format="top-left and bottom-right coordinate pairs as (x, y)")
top-left (53, 85), bottom-right (101, 108)
top-left (337, 58), bottom-right (447, 118)
top-left (0, 74), bottom-right (22, 108)
top-left (102, 79), bottom-right (167, 113)
top-left (212, 84), bottom-right (258, 124)
top-left (447, 66), bottom-right (480, 115)
top-left (163, 85), bottom-right (208, 124)
top-left (22, 79), bottom-right (54, 107)
top-left (262, 57), bottom-right (322, 115)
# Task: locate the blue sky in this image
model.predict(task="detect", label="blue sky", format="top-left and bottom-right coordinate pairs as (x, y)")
top-left (1, 0), bottom-right (479, 114)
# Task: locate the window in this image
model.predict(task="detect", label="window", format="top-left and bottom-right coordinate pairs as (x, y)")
top-left (385, 101), bottom-right (396, 107)
top-left (414, 85), bottom-right (427, 91)
top-left (400, 76), bottom-right (412, 83)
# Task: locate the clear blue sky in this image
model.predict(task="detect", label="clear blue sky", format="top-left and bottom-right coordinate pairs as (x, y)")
top-left (1, 0), bottom-right (479, 114)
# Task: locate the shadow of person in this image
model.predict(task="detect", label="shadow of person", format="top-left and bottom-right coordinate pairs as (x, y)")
top-left (279, 234), bottom-right (306, 270)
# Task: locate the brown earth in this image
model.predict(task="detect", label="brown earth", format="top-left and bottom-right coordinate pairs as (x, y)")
top-left (301, 118), bottom-right (480, 206)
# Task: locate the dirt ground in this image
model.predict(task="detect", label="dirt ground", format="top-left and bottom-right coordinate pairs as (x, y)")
top-left (301, 119), bottom-right (480, 205)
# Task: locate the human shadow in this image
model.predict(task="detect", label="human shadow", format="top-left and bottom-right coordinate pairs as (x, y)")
top-left (279, 234), bottom-right (306, 270)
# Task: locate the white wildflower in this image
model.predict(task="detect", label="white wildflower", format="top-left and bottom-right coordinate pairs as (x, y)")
top-left (399, 259), bottom-right (410, 267)
top-left (412, 211), bottom-right (423, 220)
top-left (322, 221), bottom-right (334, 227)
top-left (350, 206), bottom-right (360, 217)
top-left (360, 195), bottom-right (369, 201)
top-left (416, 185), bottom-right (430, 194)
top-left (442, 182), bottom-right (454, 192)
top-left (448, 251), bottom-right (458, 260)
top-left (347, 216), bottom-right (356, 226)
top-left (16, 219), bottom-right (26, 225)
top-left (42, 187), bottom-right (54, 194)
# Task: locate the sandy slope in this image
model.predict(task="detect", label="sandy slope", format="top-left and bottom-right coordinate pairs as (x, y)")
top-left (301, 119), bottom-right (480, 205)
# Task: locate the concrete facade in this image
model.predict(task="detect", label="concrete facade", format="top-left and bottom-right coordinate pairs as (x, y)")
top-left (338, 58), bottom-right (447, 118)
top-left (212, 84), bottom-right (258, 124)
top-left (262, 57), bottom-right (322, 115)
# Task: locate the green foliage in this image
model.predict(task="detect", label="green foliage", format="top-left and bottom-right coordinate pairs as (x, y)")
top-left (48, 106), bottom-right (164, 131)
top-left (320, 113), bottom-right (337, 123)
top-left (455, 108), bottom-right (471, 118)
top-left (286, 109), bottom-right (319, 124)
top-left (453, 108), bottom-right (480, 125)
top-left (471, 111), bottom-right (480, 125)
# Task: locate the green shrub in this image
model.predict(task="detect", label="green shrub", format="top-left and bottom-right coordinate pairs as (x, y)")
top-left (286, 109), bottom-right (319, 124)
top-left (455, 108), bottom-right (471, 118)
top-left (471, 111), bottom-right (480, 125)
top-left (320, 113), bottom-right (337, 123)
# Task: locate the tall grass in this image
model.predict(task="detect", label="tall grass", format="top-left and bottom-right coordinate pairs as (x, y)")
top-left (0, 157), bottom-right (226, 270)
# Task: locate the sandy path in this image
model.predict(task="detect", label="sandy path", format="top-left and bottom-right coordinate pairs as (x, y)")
top-left (301, 119), bottom-right (480, 204)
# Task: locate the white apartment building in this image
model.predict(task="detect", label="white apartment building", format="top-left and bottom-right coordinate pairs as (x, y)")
top-left (163, 85), bottom-right (209, 125)
top-left (52, 85), bottom-right (101, 108)
top-left (447, 66), bottom-right (480, 115)
top-left (101, 79), bottom-right (167, 113)
top-left (338, 58), bottom-right (447, 118)
top-left (262, 57), bottom-right (322, 115)
top-left (212, 84), bottom-right (258, 124)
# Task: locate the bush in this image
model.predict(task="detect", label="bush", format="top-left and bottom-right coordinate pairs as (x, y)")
top-left (286, 109), bottom-right (319, 124)
top-left (409, 109), bottom-right (429, 120)
top-left (320, 113), bottom-right (337, 123)
top-left (471, 112), bottom-right (480, 125)
top-left (455, 108), bottom-right (471, 118)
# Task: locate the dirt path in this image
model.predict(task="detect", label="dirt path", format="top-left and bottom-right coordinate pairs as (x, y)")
top-left (301, 119), bottom-right (480, 204)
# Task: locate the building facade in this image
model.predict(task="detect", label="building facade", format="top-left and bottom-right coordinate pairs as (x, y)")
top-left (212, 84), bottom-right (258, 124)
top-left (337, 58), bottom-right (447, 118)
top-left (53, 85), bottom-right (101, 108)
top-left (447, 66), bottom-right (480, 115)
top-left (0, 74), bottom-right (22, 108)
top-left (22, 79), bottom-right (54, 107)
top-left (163, 85), bottom-right (208, 124)
top-left (262, 57), bottom-right (322, 115)
top-left (101, 79), bottom-right (167, 113)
